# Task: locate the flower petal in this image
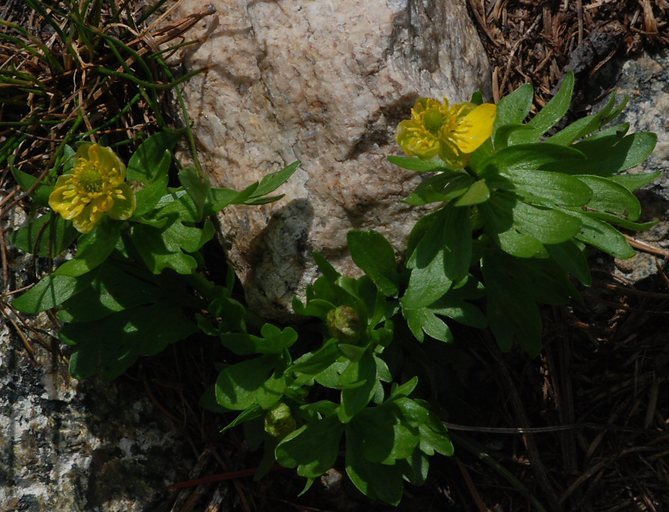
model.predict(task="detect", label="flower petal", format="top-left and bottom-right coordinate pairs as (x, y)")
top-left (396, 119), bottom-right (440, 159)
top-left (49, 176), bottom-right (79, 217)
top-left (72, 204), bottom-right (104, 234)
top-left (438, 139), bottom-right (472, 169)
top-left (89, 143), bottom-right (126, 184)
top-left (108, 183), bottom-right (136, 220)
top-left (75, 142), bottom-right (94, 160)
top-left (452, 103), bottom-right (496, 154)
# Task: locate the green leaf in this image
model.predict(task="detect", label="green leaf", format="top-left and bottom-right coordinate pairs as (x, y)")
top-left (418, 422), bottom-right (454, 457)
top-left (131, 219), bottom-right (214, 275)
top-left (585, 211), bottom-right (656, 231)
top-left (403, 307), bottom-right (453, 343)
top-left (339, 350), bottom-right (377, 422)
top-left (390, 377), bottom-right (419, 399)
top-left (64, 304), bottom-right (197, 380)
top-left (429, 299), bottom-right (487, 329)
top-left (312, 252), bottom-right (340, 282)
top-left (57, 260), bottom-right (183, 323)
top-left (403, 172), bottom-right (473, 206)
top-left (442, 206), bottom-right (472, 282)
top-left (207, 184), bottom-right (258, 212)
top-left (348, 406), bottom-right (394, 463)
top-left (576, 175), bottom-right (641, 220)
top-left (397, 451), bottom-right (430, 486)
top-left (527, 71), bottom-right (574, 136)
top-left (569, 211), bottom-right (635, 258)
top-left (256, 373), bottom-right (286, 409)
top-left (178, 165), bottom-right (209, 220)
top-left (347, 230), bottom-right (399, 297)
top-left (247, 161), bottom-right (300, 200)
top-left (292, 297), bottom-right (335, 319)
top-left (405, 209), bottom-right (440, 259)
top-left (498, 168), bottom-right (593, 207)
top-left (393, 397), bottom-right (430, 426)
top-left (345, 433), bottom-right (404, 505)
top-left (387, 155), bottom-right (451, 173)
top-left (215, 356), bottom-right (278, 411)
top-left (60, 144), bottom-right (76, 173)
top-left (482, 253), bottom-right (543, 354)
top-left (483, 143), bottom-right (586, 173)
top-left (275, 415), bottom-right (343, 479)
top-left (154, 190), bottom-right (202, 223)
top-left (350, 406), bottom-right (418, 464)
top-left (496, 228), bottom-right (547, 258)
top-left (493, 124), bottom-right (536, 150)
top-left (220, 405), bottom-right (263, 432)
top-left (11, 213), bottom-right (77, 257)
top-left (585, 122), bottom-right (630, 141)
top-left (494, 83), bottom-right (533, 128)
top-left (510, 199), bottom-right (581, 244)
top-left (292, 340), bottom-right (341, 377)
top-left (127, 131), bottom-right (179, 182)
top-left (403, 258), bottom-right (452, 310)
top-left (12, 273), bottom-right (94, 314)
top-left (55, 222), bottom-right (122, 277)
top-left (454, 179), bottom-right (490, 206)
top-left (219, 324), bottom-right (298, 356)
top-left (403, 209), bottom-right (454, 309)
top-left (550, 132), bottom-right (657, 175)
top-left (547, 95), bottom-right (617, 145)
top-left (134, 160), bottom-right (169, 216)
top-left (546, 241), bottom-right (591, 286)
top-left (10, 168), bottom-right (53, 205)
top-left (608, 171), bottom-right (661, 192)
top-left (483, 192), bottom-right (581, 246)
top-left (470, 90), bottom-right (484, 104)
top-left (199, 386), bottom-right (233, 415)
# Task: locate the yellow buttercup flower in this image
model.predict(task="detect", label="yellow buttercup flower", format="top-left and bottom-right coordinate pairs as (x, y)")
top-left (396, 97), bottom-right (496, 168)
top-left (49, 143), bottom-right (135, 233)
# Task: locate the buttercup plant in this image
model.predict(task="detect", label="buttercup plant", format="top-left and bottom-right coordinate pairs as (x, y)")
top-left (12, 132), bottom-right (299, 379)
top-left (206, 73), bottom-right (658, 505)
top-left (390, 72), bottom-right (658, 354)
top-left (10, 72), bottom-right (659, 507)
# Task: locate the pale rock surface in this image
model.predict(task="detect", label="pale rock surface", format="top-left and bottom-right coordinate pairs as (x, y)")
top-left (0, 318), bottom-right (193, 511)
top-left (170, 0), bottom-right (491, 316)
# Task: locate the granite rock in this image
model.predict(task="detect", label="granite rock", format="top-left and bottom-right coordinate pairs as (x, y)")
top-left (168, 0), bottom-right (491, 317)
top-left (0, 319), bottom-right (193, 512)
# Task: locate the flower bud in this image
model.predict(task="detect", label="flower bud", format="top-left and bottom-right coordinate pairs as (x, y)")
top-left (326, 305), bottom-right (363, 343)
top-left (264, 402), bottom-right (296, 439)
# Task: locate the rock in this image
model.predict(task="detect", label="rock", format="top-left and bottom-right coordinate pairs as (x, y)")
top-left (168, 0), bottom-right (491, 317)
top-left (0, 320), bottom-right (193, 511)
top-left (593, 49), bottom-right (669, 283)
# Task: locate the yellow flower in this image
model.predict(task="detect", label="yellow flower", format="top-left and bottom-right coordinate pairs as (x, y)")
top-left (396, 97), bottom-right (496, 168)
top-left (49, 143), bottom-right (135, 233)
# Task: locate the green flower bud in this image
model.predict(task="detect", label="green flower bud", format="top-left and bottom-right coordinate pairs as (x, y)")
top-left (326, 305), bottom-right (363, 343)
top-left (423, 109), bottom-right (444, 133)
top-left (264, 402), bottom-right (296, 439)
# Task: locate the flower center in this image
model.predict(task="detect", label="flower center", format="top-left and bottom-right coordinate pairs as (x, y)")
top-left (77, 164), bottom-right (105, 194)
top-left (423, 109), bottom-right (444, 133)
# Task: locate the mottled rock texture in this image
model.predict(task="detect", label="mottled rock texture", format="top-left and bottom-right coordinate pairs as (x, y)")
top-left (0, 320), bottom-right (193, 512)
top-left (597, 49), bottom-right (669, 282)
top-left (170, 0), bottom-right (491, 317)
